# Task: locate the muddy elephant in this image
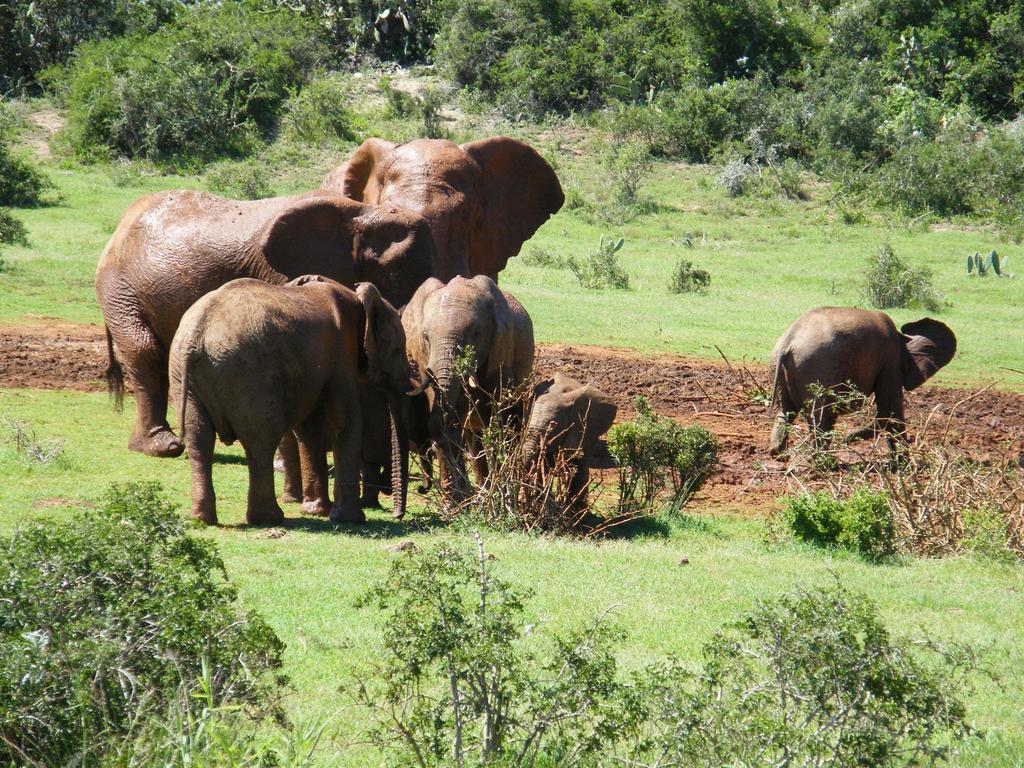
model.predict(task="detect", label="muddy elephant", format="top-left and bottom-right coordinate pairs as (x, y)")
top-left (769, 307), bottom-right (957, 455)
top-left (402, 275), bottom-right (535, 499)
top-left (523, 373), bottom-right (617, 512)
top-left (96, 189), bottom-right (435, 459)
top-left (169, 277), bottom-right (415, 526)
top-left (322, 137), bottom-right (564, 280)
top-left (359, 385), bottom-right (432, 508)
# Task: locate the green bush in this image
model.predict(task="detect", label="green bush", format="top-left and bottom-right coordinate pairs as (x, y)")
top-left (567, 235), bottom-right (631, 290)
top-left (0, 208), bottom-right (28, 247)
top-left (783, 488), bottom-right (896, 560)
top-left (608, 396), bottom-right (718, 515)
top-left (0, 137), bottom-right (51, 206)
top-left (281, 74), bottom-right (362, 145)
top-left (0, 482), bottom-right (287, 766)
top-left (205, 160), bottom-right (275, 200)
top-left (862, 244), bottom-right (944, 312)
top-left (57, 4), bottom-right (326, 164)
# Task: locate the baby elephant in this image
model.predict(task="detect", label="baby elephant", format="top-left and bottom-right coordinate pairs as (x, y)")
top-left (170, 276), bottom-right (415, 526)
top-left (769, 306), bottom-right (956, 456)
top-left (523, 373), bottom-right (617, 511)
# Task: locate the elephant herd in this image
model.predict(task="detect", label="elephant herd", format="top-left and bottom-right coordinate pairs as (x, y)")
top-left (96, 136), bottom-right (959, 527)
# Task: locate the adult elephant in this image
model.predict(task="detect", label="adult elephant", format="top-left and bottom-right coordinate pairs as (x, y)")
top-left (402, 275), bottom-right (535, 500)
top-left (96, 189), bottom-right (435, 458)
top-left (322, 137), bottom-right (564, 280)
top-left (769, 307), bottom-right (957, 456)
top-left (170, 277), bottom-right (416, 526)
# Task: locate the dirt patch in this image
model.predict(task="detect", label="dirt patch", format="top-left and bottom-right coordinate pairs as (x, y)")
top-left (3, 324), bottom-right (1022, 514)
top-left (25, 109), bottom-right (64, 161)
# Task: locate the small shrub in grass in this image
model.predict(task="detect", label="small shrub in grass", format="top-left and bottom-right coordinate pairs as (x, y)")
top-left (636, 584), bottom-right (977, 767)
top-left (599, 135), bottom-right (652, 220)
top-left (568, 235), bottom-right (630, 289)
top-left (783, 488), bottom-right (895, 561)
top-left (667, 258), bottom-right (711, 293)
top-left (608, 396), bottom-right (717, 515)
top-left (0, 208), bottom-right (28, 246)
top-left (863, 244), bottom-right (944, 312)
top-left (205, 160), bottom-right (274, 200)
top-left (522, 245), bottom-right (566, 268)
top-left (0, 482), bottom-right (287, 766)
top-left (0, 137), bottom-right (51, 206)
top-left (282, 74), bottom-right (361, 145)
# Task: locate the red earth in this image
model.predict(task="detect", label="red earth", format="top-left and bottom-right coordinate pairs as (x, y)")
top-left (3, 323), bottom-right (1021, 512)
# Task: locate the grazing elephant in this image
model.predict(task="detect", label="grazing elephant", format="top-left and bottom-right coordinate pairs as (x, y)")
top-left (523, 373), bottom-right (617, 511)
top-left (97, 189), bottom-right (434, 459)
top-left (169, 277), bottom-right (415, 526)
top-left (402, 276), bottom-right (535, 499)
top-left (769, 307), bottom-right (957, 455)
top-left (322, 137), bottom-right (564, 280)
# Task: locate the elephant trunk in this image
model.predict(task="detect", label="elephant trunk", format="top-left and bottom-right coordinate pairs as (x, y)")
top-left (388, 394), bottom-right (410, 520)
top-left (522, 428), bottom-right (543, 471)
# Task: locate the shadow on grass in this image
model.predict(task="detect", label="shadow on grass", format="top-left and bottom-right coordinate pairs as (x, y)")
top-left (219, 511), bottom-right (444, 538)
top-left (212, 451), bottom-right (247, 466)
top-left (602, 511), bottom-right (723, 540)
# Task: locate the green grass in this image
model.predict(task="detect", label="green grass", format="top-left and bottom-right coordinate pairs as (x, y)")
top-left (3, 154), bottom-right (1021, 390)
top-left (1, 388), bottom-right (1022, 765)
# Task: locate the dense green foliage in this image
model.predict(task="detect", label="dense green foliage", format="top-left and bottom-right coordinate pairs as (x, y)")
top-left (0, 137), bottom-right (51, 207)
top-left (863, 244), bottom-right (944, 311)
top-left (783, 489), bottom-right (897, 561)
top-left (0, 482), bottom-right (286, 766)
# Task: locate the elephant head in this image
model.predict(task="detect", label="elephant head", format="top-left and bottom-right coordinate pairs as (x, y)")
top-left (324, 137), bottom-right (565, 280)
top-left (355, 282), bottom-right (419, 520)
top-left (900, 318), bottom-right (957, 391)
top-left (523, 374), bottom-right (617, 472)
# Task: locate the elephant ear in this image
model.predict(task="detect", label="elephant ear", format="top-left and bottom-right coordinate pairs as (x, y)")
top-left (461, 137), bottom-right (565, 277)
top-left (400, 277), bottom-right (446, 368)
top-left (327, 138), bottom-right (399, 203)
top-left (570, 386), bottom-right (617, 447)
top-left (900, 317), bottom-right (957, 390)
top-left (259, 194), bottom-right (360, 285)
top-left (482, 279), bottom-right (534, 390)
top-left (284, 274), bottom-right (328, 288)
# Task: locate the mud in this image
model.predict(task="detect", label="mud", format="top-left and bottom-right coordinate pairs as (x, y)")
top-left (3, 324), bottom-right (1022, 512)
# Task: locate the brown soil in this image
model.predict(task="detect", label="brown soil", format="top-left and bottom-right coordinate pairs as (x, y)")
top-left (3, 323), bottom-right (1022, 513)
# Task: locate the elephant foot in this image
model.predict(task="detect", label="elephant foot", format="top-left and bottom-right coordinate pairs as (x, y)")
top-left (280, 490), bottom-right (302, 504)
top-left (301, 498), bottom-right (330, 517)
top-left (273, 453), bottom-right (287, 474)
top-left (130, 428), bottom-right (184, 458)
top-left (247, 503), bottom-right (285, 527)
top-left (329, 501), bottom-right (366, 524)
top-left (192, 501), bottom-right (218, 526)
top-left (361, 493), bottom-right (383, 510)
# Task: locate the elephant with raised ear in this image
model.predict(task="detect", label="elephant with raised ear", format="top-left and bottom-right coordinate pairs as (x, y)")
top-left (323, 136), bottom-right (564, 280)
top-left (97, 189), bottom-right (435, 459)
top-left (402, 275), bottom-right (535, 501)
top-left (170, 276), bottom-right (416, 526)
top-left (769, 307), bottom-right (957, 456)
top-left (523, 373), bottom-right (617, 512)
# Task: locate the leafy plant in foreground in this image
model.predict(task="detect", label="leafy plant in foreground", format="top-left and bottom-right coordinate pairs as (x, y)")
top-left (783, 488), bottom-right (896, 561)
top-left (0, 482), bottom-right (287, 766)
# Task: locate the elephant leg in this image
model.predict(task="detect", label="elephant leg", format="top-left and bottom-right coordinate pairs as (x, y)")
top-left (468, 430), bottom-right (488, 485)
top-left (874, 376), bottom-right (909, 454)
top-left (328, 387), bottom-right (364, 524)
top-left (119, 324), bottom-right (183, 458)
top-left (416, 444), bottom-right (434, 494)
top-left (184, 397), bottom-right (217, 525)
top-left (806, 396), bottom-right (837, 453)
top-left (360, 461), bottom-right (386, 509)
top-left (294, 418), bottom-right (331, 517)
top-left (278, 432), bottom-right (303, 503)
top-left (243, 442), bottom-right (285, 526)
top-left (768, 387), bottom-right (798, 457)
top-left (566, 461), bottom-right (590, 513)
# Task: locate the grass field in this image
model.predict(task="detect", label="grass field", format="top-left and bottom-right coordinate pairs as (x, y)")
top-left (2, 105), bottom-right (1023, 764)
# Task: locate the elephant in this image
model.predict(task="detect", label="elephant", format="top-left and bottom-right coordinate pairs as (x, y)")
top-left (359, 385), bottom-right (432, 508)
top-left (96, 189), bottom-right (435, 459)
top-left (768, 307), bottom-right (957, 456)
top-left (402, 275), bottom-right (535, 499)
top-left (522, 373), bottom-right (617, 512)
top-left (169, 276), bottom-right (415, 526)
top-left (322, 136), bottom-right (565, 281)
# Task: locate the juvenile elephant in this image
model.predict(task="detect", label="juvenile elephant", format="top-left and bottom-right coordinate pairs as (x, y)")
top-left (323, 137), bottom-right (564, 280)
top-left (402, 276), bottom-right (535, 499)
top-left (523, 373), bottom-right (617, 512)
top-left (169, 277), bottom-right (415, 526)
top-left (769, 307), bottom-right (957, 455)
top-left (97, 189), bottom-right (434, 458)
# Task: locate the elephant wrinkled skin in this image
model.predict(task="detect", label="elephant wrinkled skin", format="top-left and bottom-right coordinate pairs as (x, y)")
top-left (523, 373), bottom-right (617, 512)
top-left (402, 275), bottom-right (535, 500)
top-left (96, 189), bottom-right (435, 459)
top-left (769, 307), bottom-right (957, 455)
top-left (323, 136), bottom-right (564, 280)
top-left (169, 277), bottom-right (414, 526)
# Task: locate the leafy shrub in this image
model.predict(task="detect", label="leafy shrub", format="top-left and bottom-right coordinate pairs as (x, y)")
top-left (717, 157), bottom-right (758, 196)
top-left (0, 208), bottom-right (28, 247)
top-left (206, 160), bottom-right (275, 200)
top-left (783, 489), bottom-right (896, 561)
top-left (863, 244), bottom-right (944, 312)
top-left (281, 74), bottom-right (361, 145)
top-left (0, 482), bottom-right (287, 766)
top-left (0, 137), bottom-right (51, 206)
top-left (58, 5), bottom-right (326, 163)
top-left (568, 235), bottom-right (630, 290)
top-left (521, 245), bottom-right (566, 268)
top-left (639, 584), bottom-right (976, 767)
top-left (608, 396), bottom-right (718, 515)
top-left (668, 259), bottom-right (711, 293)
top-left (600, 135), bottom-right (651, 212)
top-left (2, 417), bottom-right (63, 464)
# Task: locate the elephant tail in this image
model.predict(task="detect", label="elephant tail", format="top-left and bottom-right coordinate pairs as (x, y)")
top-left (103, 325), bottom-right (125, 413)
top-left (769, 351), bottom-right (788, 413)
